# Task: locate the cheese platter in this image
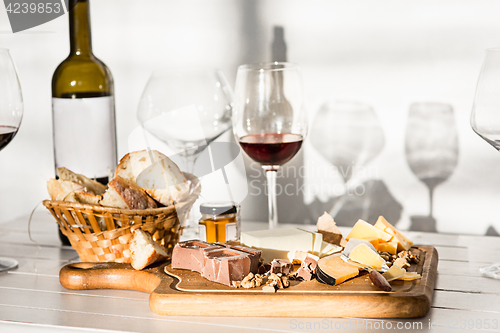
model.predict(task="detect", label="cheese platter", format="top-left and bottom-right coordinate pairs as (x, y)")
top-left (59, 244), bottom-right (437, 318)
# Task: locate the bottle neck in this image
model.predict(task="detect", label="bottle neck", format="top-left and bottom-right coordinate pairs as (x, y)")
top-left (69, 0), bottom-right (92, 56)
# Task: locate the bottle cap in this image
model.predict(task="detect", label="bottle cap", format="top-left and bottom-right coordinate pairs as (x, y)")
top-left (200, 202), bottom-right (237, 215)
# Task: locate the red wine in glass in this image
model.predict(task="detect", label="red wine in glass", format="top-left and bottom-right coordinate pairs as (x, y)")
top-left (239, 133), bottom-right (303, 168)
top-left (0, 125), bottom-right (19, 151)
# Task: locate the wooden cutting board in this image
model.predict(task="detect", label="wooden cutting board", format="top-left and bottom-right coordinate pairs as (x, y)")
top-left (59, 245), bottom-right (438, 318)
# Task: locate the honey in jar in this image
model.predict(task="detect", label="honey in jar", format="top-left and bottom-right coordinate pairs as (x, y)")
top-left (199, 202), bottom-right (240, 243)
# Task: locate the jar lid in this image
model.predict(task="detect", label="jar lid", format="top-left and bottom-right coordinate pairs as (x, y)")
top-left (200, 202), bottom-right (237, 215)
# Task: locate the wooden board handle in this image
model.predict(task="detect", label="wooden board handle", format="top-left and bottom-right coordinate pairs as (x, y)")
top-left (59, 262), bottom-right (162, 293)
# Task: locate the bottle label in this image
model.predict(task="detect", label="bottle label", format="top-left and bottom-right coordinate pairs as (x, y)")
top-left (52, 96), bottom-right (116, 179)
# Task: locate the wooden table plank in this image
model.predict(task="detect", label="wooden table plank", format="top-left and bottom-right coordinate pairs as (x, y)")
top-left (435, 275), bottom-right (500, 294)
top-left (2, 304), bottom-right (498, 333)
top-left (0, 243), bottom-right (79, 262)
top-left (433, 290), bottom-right (500, 313)
top-left (437, 260), bottom-right (486, 277)
top-left (0, 272), bottom-right (150, 301)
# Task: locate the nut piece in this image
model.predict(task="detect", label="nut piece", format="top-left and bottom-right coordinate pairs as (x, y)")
top-left (254, 274), bottom-right (264, 287)
top-left (281, 275), bottom-right (290, 288)
top-left (236, 272), bottom-right (265, 289)
top-left (262, 285), bottom-right (276, 293)
top-left (264, 272), bottom-right (290, 291)
top-left (369, 270), bottom-right (392, 292)
top-left (398, 250), bottom-right (409, 259)
top-left (241, 279), bottom-right (255, 289)
top-left (394, 257), bottom-right (410, 269)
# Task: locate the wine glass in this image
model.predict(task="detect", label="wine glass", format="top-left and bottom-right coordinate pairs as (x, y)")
top-left (137, 68), bottom-right (233, 235)
top-left (233, 62), bottom-right (307, 229)
top-left (0, 49), bottom-right (23, 272)
top-left (310, 101), bottom-right (385, 217)
top-left (471, 48), bottom-right (500, 280)
top-left (405, 102), bottom-right (459, 232)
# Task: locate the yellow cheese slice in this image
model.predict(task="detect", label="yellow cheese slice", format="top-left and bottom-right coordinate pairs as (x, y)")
top-left (395, 272), bottom-right (421, 281)
top-left (374, 216), bottom-right (413, 251)
top-left (346, 219), bottom-right (393, 243)
top-left (348, 243), bottom-right (386, 271)
top-left (378, 239), bottom-right (398, 255)
top-left (316, 254), bottom-right (359, 286)
top-left (382, 264), bottom-right (406, 281)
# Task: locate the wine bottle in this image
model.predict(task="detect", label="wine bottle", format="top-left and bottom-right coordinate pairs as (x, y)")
top-left (52, 0), bottom-right (116, 185)
top-left (52, 0), bottom-right (116, 245)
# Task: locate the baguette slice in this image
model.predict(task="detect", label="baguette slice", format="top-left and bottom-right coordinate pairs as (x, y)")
top-left (57, 167), bottom-right (107, 195)
top-left (74, 192), bottom-right (102, 205)
top-left (47, 179), bottom-right (85, 201)
top-left (130, 228), bottom-right (168, 270)
top-left (100, 176), bottom-right (157, 210)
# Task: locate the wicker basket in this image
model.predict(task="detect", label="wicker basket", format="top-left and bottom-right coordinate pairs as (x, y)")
top-left (43, 173), bottom-right (200, 263)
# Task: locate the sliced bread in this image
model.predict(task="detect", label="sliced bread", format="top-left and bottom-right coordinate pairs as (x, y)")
top-left (100, 176), bottom-right (157, 210)
top-left (57, 167), bottom-right (107, 195)
top-left (115, 150), bottom-right (190, 206)
top-left (130, 228), bottom-right (168, 270)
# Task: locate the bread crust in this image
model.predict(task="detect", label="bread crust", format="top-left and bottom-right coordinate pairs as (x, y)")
top-left (100, 176), bottom-right (157, 210)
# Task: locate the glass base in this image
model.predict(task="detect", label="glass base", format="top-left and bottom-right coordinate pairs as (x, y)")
top-left (0, 257), bottom-right (18, 272)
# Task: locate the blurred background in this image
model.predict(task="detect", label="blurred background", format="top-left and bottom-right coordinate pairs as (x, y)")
top-left (1, 0), bottom-right (499, 236)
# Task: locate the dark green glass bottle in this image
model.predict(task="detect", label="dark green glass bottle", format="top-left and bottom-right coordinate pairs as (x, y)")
top-left (52, 0), bottom-right (116, 184)
top-left (52, 0), bottom-right (116, 244)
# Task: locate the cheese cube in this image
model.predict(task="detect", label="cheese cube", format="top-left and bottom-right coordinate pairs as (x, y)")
top-left (348, 243), bottom-right (386, 271)
top-left (346, 219), bottom-right (393, 242)
top-left (374, 216), bottom-right (413, 251)
top-left (363, 238), bottom-right (380, 251)
top-left (377, 240), bottom-right (398, 255)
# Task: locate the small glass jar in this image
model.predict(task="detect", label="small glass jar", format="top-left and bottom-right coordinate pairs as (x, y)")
top-left (198, 202), bottom-right (240, 243)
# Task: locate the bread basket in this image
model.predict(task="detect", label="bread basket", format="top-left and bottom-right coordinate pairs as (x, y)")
top-left (42, 173), bottom-right (201, 263)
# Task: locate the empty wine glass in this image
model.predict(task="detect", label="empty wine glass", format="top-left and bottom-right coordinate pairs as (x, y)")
top-left (0, 49), bottom-right (23, 272)
top-left (471, 48), bottom-right (500, 150)
top-left (310, 101), bottom-right (385, 217)
top-left (137, 68), bottom-right (233, 235)
top-left (405, 102), bottom-right (459, 232)
top-left (233, 62), bottom-right (307, 229)
top-left (471, 47), bottom-right (500, 280)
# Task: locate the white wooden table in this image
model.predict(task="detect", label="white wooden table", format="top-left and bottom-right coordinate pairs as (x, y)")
top-left (1, 210), bottom-right (499, 333)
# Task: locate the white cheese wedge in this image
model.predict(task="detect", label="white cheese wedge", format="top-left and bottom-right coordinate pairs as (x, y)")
top-left (348, 243), bottom-right (387, 271)
top-left (319, 242), bottom-right (342, 257)
top-left (241, 228), bottom-right (313, 251)
top-left (241, 228), bottom-right (315, 262)
top-left (297, 228), bottom-right (323, 254)
top-left (241, 228), bottom-right (336, 262)
top-left (382, 264), bottom-right (406, 282)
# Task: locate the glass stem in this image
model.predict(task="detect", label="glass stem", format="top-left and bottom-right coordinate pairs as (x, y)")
top-left (184, 153), bottom-right (198, 175)
top-left (428, 186), bottom-right (434, 219)
top-left (266, 169), bottom-right (278, 229)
